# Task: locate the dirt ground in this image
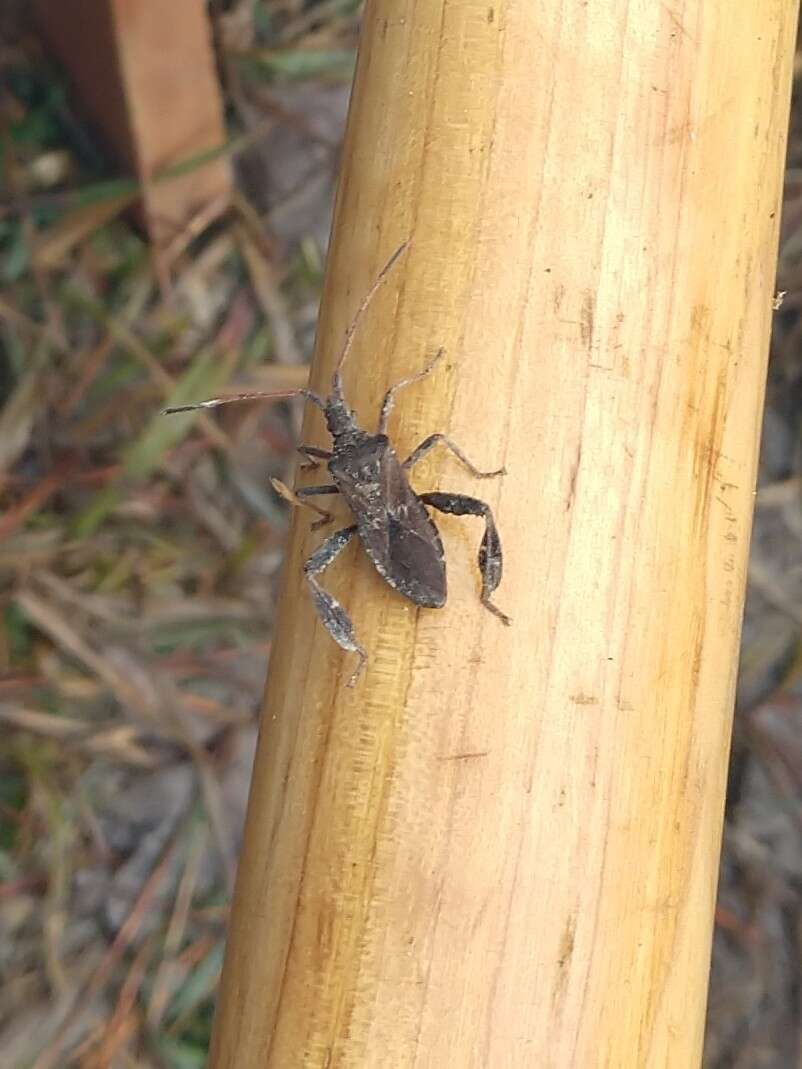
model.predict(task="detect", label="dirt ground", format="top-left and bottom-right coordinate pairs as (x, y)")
top-left (0, 4), bottom-right (800, 1067)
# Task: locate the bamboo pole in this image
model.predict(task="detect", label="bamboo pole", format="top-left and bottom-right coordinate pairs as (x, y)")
top-left (209, 2), bottom-right (798, 1066)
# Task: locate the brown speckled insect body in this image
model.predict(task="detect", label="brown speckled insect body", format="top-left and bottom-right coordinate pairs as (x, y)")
top-left (166, 244), bottom-right (510, 685)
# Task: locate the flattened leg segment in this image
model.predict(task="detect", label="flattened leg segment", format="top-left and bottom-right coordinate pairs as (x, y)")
top-left (419, 492), bottom-right (511, 625)
top-left (303, 525), bottom-right (368, 686)
top-left (403, 434), bottom-right (506, 479)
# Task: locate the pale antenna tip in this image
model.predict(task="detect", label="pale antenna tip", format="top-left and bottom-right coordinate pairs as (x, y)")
top-left (162, 399), bottom-right (215, 415)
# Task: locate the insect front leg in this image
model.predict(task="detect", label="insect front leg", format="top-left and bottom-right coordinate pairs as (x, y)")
top-left (403, 434), bottom-right (505, 478)
top-left (271, 478), bottom-right (339, 530)
top-left (303, 525), bottom-right (367, 686)
top-left (298, 444), bottom-right (333, 472)
top-left (377, 347), bottom-right (446, 433)
top-left (419, 492), bottom-right (511, 625)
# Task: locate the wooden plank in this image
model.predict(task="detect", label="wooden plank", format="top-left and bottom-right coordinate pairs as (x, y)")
top-left (34, 0), bottom-right (230, 258)
top-left (208, 0), bottom-right (799, 1066)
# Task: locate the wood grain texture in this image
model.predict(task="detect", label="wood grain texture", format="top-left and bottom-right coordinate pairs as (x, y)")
top-left (209, 2), bottom-right (798, 1066)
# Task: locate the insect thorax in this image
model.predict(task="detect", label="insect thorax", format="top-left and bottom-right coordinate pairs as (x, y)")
top-left (328, 433), bottom-right (389, 484)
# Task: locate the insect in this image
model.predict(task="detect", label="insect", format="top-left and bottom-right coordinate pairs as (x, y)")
top-left (165, 243), bottom-right (510, 685)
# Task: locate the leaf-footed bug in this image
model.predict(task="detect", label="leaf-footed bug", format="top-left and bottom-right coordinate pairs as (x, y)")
top-left (165, 243), bottom-right (510, 686)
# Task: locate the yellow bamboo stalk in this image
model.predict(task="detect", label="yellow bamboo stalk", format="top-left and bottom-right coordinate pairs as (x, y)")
top-left (209, 2), bottom-right (798, 1066)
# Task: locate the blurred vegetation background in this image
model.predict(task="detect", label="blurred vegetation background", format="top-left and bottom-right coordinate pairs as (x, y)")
top-left (0, 3), bottom-right (800, 1067)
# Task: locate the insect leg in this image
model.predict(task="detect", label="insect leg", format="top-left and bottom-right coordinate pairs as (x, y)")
top-left (271, 478), bottom-right (339, 530)
top-left (298, 444), bottom-right (333, 472)
top-left (303, 525), bottom-right (367, 686)
top-left (419, 492), bottom-right (511, 625)
top-left (296, 485), bottom-right (339, 497)
top-left (403, 434), bottom-right (505, 478)
top-left (377, 347), bottom-right (446, 433)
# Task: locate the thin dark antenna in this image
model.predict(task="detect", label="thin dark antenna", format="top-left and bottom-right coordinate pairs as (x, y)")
top-left (331, 241), bottom-right (409, 390)
top-left (163, 243), bottom-right (409, 418)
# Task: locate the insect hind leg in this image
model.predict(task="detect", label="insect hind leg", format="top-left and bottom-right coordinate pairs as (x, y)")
top-left (303, 525), bottom-right (367, 686)
top-left (419, 492), bottom-right (511, 625)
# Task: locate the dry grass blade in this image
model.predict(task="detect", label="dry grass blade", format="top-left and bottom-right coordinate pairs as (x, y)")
top-left (0, 470), bottom-right (64, 540)
top-left (147, 823), bottom-right (209, 1030)
top-left (237, 220), bottom-right (302, 365)
top-left (0, 364), bottom-right (42, 481)
top-left (30, 841), bottom-right (180, 1069)
top-left (32, 192), bottom-right (138, 269)
top-left (82, 937), bottom-right (154, 1069)
top-left (234, 191), bottom-right (303, 365)
top-left (14, 589), bottom-right (162, 716)
top-left (0, 704), bottom-right (89, 739)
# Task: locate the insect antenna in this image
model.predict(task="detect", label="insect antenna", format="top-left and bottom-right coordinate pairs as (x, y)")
top-left (163, 388), bottom-right (325, 416)
top-left (164, 242), bottom-right (409, 418)
top-left (330, 241), bottom-right (409, 398)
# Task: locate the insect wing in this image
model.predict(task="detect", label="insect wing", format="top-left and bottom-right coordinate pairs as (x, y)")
top-left (337, 446), bottom-right (447, 608)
